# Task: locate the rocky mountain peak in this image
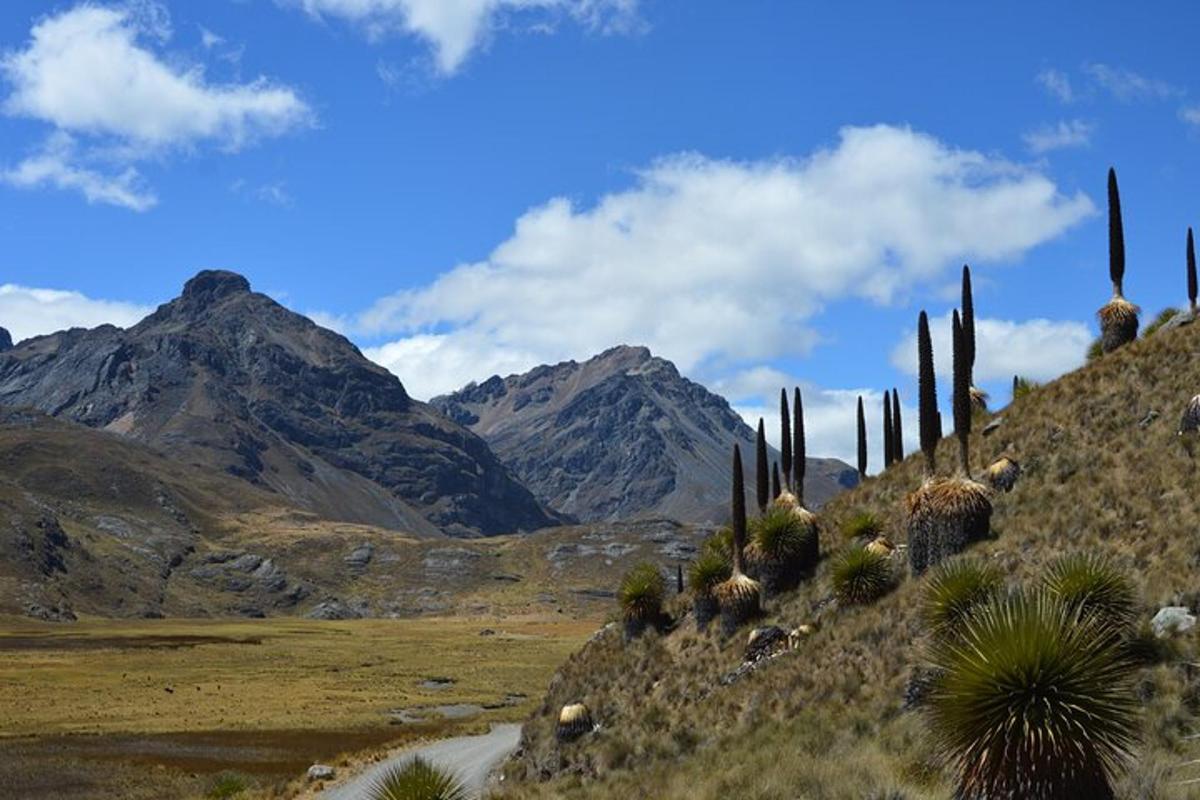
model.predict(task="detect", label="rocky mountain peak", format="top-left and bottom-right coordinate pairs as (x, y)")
top-left (179, 269), bottom-right (252, 307)
top-left (0, 327), bottom-right (12, 352)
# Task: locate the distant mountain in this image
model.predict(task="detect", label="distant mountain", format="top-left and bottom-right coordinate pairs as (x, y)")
top-left (0, 271), bottom-right (557, 537)
top-left (432, 346), bottom-right (858, 523)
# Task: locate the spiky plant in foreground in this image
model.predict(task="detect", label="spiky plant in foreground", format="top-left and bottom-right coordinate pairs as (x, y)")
top-left (925, 591), bottom-right (1139, 800)
top-left (883, 389), bottom-right (895, 469)
top-left (688, 549), bottom-right (731, 630)
top-left (367, 757), bottom-right (468, 800)
top-left (618, 561), bottom-right (666, 639)
top-left (1043, 553), bottom-right (1136, 630)
top-left (891, 387), bottom-right (904, 460)
top-left (755, 418), bottom-right (769, 513)
top-left (715, 444), bottom-right (761, 636)
top-left (747, 504), bottom-right (818, 595)
top-left (1098, 167), bottom-right (1140, 353)
top-left (830, 546), bottom-right (895, 606)
top-left (793, 387), bottom-right (806, 503)
top-left (921, 557), bottom-right (1003, 637)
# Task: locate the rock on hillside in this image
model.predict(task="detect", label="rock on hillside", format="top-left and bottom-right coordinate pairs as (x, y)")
top-left (0, 271), bottom-right (557, 537)
top-left (432, 346), bottom-right (857, 523)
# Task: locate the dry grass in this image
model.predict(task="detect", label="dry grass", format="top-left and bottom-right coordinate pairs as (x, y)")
top-left (0, 614), bottom-right (594, 799)
top-left (499, 317), bottom-right (1200, 799)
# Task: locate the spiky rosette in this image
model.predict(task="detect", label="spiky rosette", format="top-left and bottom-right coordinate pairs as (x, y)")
top-left (688, 549), bottom-right (730, 630)
top-left (830, 546), bottom-right (896, 606)
top-left (746, 504), bottom-right (818, 595)
top-left (367, 756), bottom-right (468, 800)
top-left (1043, 553), bottom-right (1136, 630)
top-left (906, 477), bottom-right (993, 575)
top-left (556, 703), bottom-right (595, 743)
top-left (715, 572), bottom-right (762, 636)
top-left (617, 562), bottom-right (666, 639)
top-left (1097, 296), bottom-right (1140, 353)
top-left (921, 557), bottom-right (1004, 637)
top-left (984, 456), bottom-right (1020, 493)
top-left (925, 590), bottom-right (1138, 800)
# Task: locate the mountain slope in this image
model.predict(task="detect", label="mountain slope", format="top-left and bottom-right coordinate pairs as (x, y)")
top-left (432, 346), bottom-right (857, 523)
top-left (0, 271), bottom-right (557, 537)
top-left (498, 317), bottom-right (1200, 799)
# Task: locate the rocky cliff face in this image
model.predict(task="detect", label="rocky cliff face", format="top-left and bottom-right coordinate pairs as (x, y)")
top-left (432, 346), bottom-right (858, 523)
top-left (0, 271), bottom-right (557, 537)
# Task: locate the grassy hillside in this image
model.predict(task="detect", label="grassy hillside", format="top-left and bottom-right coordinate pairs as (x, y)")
top-left (497, 314), bottom-right (1200, 799)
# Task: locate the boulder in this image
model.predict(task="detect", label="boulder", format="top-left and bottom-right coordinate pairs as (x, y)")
top-left (1151, 606), bottom-right (1196, 638)
top-left (307, 764), bottom-right (335, 781)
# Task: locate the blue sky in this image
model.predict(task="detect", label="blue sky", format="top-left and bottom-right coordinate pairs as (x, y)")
top-left (1, 1), bottom-right (1199, 468)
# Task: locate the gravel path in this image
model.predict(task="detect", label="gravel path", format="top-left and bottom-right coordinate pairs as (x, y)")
top-left (318, 723), bottom-right (522, 800)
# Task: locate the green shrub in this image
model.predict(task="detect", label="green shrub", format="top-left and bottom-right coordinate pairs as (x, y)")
top-left (921, 557), bottom-right (1003, 636)
top-left (1087, 337), bottom-right (1104, 362)
top-left (749, 505), bottom-right (811, 561)
top-left (925, 590), bottom-right (1139, 800)
top-left (687, 549), bottom-right (730, 595)
top-left (618, 562), bottom-right (666, 632)
top-left (206, 772), bottom-right (252, 800)
top-left (1142, 307), bottom-right (1180, 337)
top-left (830, 547), bottom-right (895, 606)
top-left (1042, 553), bottom-right (1136, 629)
top-left (368, 757), bottom-right (468, 800)
top-left (842, 511), bottom-right (884, 542)
top-left (701, 527), bottom-right (733, 562)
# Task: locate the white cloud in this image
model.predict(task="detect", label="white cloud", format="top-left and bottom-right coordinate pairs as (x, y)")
top-left (714, 366), bottom-right (917, 475)
top-left (199, 26), bottom-right (224, 49)
top-left (1023, 119), bottom-right (1093, 154)
top-left (1036, 68), bottom-right (1074, 103)
top-left (0, 3), bottom-right (311, 207)
top-left (889, 313), bottom-right (1092, 384)
top-left (283, 0), bottom-right (642, 74)
top-left (1181, 106), bottom-right (1200, 129)
top-left (346, 125), bottom-right (1093, 400)
top-left (2, 132), bottom-right (156, 211)
top-left (1084, 63), bottom-right (1182, 102)
top-left (0, 284), bottom-right (154, 343)
top-left (364, 333), bottom-right (545, 399)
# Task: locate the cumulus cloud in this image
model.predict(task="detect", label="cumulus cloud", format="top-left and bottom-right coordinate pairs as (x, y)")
top-left (283, 0), bottom-right (642, 74)
top-left (1181, 106), bottom-right (1200, 129)
top-left (1023, 119), bottom-right (1093, 154)
top-left (2, 131), bottom-right (156, 211)
top-left (345, 125), bottom-right (1092, 400)
top-left (0, 284), bottom-right (154, 343)
top-left (889, 313), bottom-right (1092, 384)
top-left (0, 3), bottom-right (311, 208)
top-left (1036, 68), bottom-right (1075, 103)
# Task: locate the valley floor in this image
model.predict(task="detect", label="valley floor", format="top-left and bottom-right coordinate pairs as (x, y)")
top-left (0, 614), bottom-right (597, 799)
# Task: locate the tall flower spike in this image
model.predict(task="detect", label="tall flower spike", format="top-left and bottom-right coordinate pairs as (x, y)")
top-left (918, 311), bottom-right (938, 477)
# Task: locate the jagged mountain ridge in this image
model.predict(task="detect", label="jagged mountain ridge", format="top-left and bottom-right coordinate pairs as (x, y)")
top-left (432, 345), bottom-right (858, 523)
top-left (0, 271), bottom-right (558, 537)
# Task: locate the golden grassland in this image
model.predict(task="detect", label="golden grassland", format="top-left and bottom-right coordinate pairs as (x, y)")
top-left (0, 614), bottom-right (597, 799)
top-left (499, 317), bottom-right (1200, 799)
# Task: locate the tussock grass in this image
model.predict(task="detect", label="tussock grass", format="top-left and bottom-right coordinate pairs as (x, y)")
top-left (367, 756), bottom-right (467, 800)
top-left (1042, 552), bottom-right (1136, 629)
top-left (831, 547), bottom-right (896, 606)
top-left (920, 557), bottom-right (1003, 637)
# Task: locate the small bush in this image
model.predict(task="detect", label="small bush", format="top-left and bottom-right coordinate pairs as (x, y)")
top-left (368, 757), bottom-right (468, 800)
top-left (206, 773), bottom-right (252, 800)
top-left (925, 590), bottom-right (1139, 800)
top-left (618, 562), bottom-right (666, 636)
top-left (842, 511), bottom-right (885, 542)
top-left (921, 557), bottom-right (1004, 636)
top-left (1142, 307), bottom-right (1180, 337)
top-left (830, 547), bottom-right (895, 606)
top-left (1042, 553), bottom-right (1136, 629)
top-left (1087, 337), bottom-right (1104, 362)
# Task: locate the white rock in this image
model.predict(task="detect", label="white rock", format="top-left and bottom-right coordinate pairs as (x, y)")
top-left (1151, 606), bottom-right (1196, 638)
top-left (307, 764), bottom-right (336, 781)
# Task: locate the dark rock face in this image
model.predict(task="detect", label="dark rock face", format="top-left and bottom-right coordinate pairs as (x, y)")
top-left (0, 270), bottom-right (556, 537)
top-left (432, 345), bottom-right (857, 523)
